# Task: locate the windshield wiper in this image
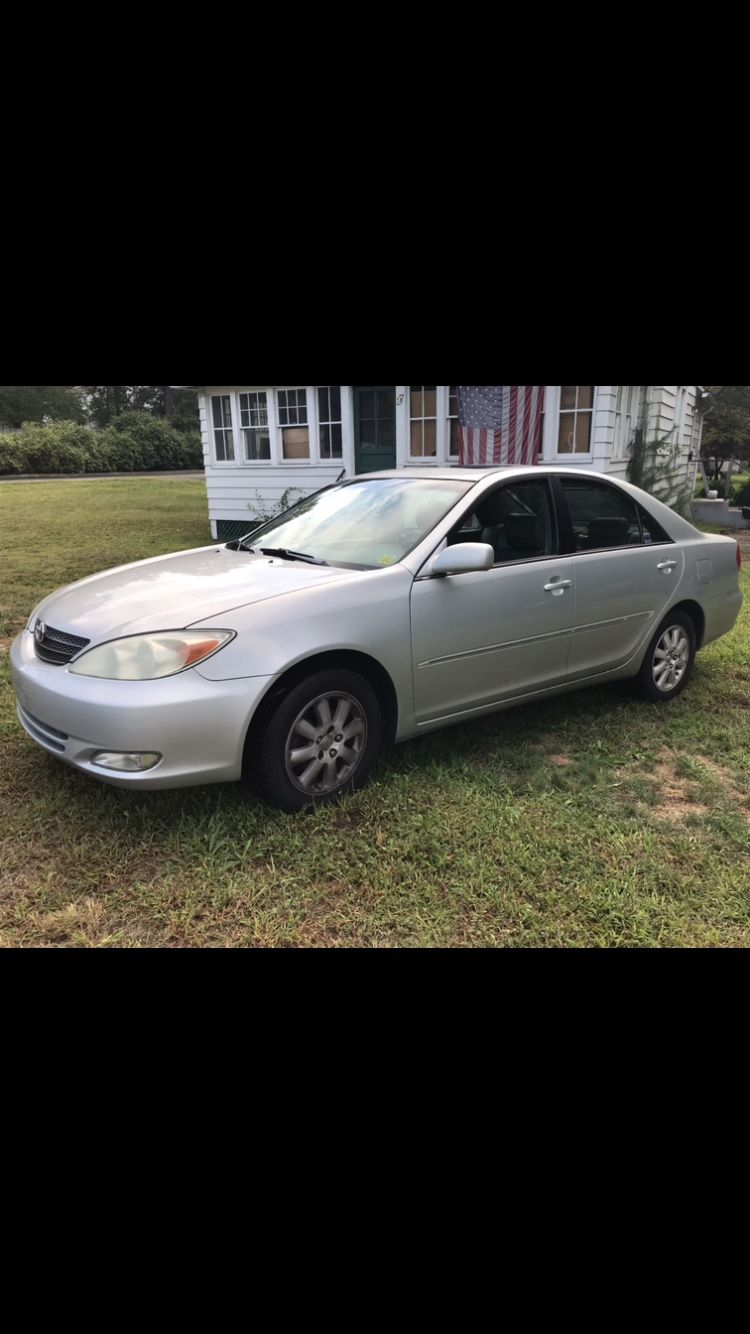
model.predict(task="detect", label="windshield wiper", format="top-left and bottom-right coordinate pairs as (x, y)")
top-left (258, 547), bottom-right (328, 566)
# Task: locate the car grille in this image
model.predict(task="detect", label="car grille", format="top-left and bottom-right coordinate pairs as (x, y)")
top-left (34, 622), bottom-right (91, 665)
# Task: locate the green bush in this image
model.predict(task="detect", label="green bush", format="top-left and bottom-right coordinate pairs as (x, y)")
top-left (0, 415), bottom-right (203, 475)
top-left (101, 412), bottom-right (202, 471)
top-left (9, 420), bottom-right (91, 474)
top-left (0, 434), bottom-right (25, 474)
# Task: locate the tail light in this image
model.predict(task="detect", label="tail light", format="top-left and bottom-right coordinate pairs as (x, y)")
top-left (737, 543), bottom-right (743, 572)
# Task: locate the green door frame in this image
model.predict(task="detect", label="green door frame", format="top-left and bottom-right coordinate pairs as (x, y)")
top-left (353, 386), bottom-right (397, 474)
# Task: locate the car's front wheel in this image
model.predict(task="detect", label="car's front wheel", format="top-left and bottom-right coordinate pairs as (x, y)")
top-left (636, 609), bottom-right (696, 703)
top-left (256, 669), bottom-right (382, 812)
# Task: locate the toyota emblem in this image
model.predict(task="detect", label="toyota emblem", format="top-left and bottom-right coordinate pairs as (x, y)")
top-left (34, 619), bottom-right (45, 645)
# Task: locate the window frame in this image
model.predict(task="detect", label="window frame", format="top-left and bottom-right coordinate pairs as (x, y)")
top-left (209, 388), bottom-right (354, 468)
top-left (398, 386), bottom-right (458, 466)
top-left (210, 393), bottom-right (237, 464)
top-left (408, 386), bottom-right (439, 460)
top-left (554, 386), bottom-right (597, 460)
top-left (674, 386), bottom-right (688, 441)
top-left (550, 474), bottom-right (675, 555)
top-left (275, 385), bottom-right (313, 463)
top-left (447, 385), bottom-right (460, 459)
top-left (613, 385), bottom-right (644, 462)
top-left (317, 385), bottom-right (344, 461)
top-left (209, 388), bottom-right (356, 468)
top-left (443, 475), bottom-right (561, 569)
top-left (238, 389), bottom-right (272, 464)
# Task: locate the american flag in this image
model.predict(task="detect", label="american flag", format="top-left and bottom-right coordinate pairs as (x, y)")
top-left (457, 386), bottom-right (544, 467)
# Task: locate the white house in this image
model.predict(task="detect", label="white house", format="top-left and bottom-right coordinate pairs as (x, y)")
top-left (172, 386), bottom-right (706, 540)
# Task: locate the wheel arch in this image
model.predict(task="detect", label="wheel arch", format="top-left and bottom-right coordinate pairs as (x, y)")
top-left (669, 599), bottom-right (706, 650)
top-left (241, 649), bottom-right (399, 775)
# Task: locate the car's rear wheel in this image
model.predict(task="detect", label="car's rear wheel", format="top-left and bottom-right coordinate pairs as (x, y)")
top-left (636, 609), bottom-right (696, 703)
top-left (256, 669), bottom-right (382, 812)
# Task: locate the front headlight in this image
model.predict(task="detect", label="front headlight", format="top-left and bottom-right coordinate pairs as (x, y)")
top-left (69, 630), bottom-right (235, 680)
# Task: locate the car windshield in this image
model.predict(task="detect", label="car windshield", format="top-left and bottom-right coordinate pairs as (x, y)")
top-left (242, 478), bottom-right (474, 569)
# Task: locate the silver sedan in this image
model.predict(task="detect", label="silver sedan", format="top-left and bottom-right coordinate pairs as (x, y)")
top-left (10, 467), bottom-right (744, 811)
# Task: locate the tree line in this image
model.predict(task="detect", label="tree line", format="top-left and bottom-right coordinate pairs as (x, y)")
top-left (0, 386), bottom-right (198, 433)
top-left (701, 386), bottom-right (750, 484)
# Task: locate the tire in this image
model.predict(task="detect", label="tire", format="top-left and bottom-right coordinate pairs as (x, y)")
top-left (255, 669), bottom-right (382, 812)
top-left (636, 609), bottom-right (696, 703)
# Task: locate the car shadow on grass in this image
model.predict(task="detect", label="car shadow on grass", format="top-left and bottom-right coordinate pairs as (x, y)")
top-left (23, 675), bottom-right (668, 834)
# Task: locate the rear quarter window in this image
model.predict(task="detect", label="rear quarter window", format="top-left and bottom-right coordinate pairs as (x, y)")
top-left (637, 503), bottom-right (673, 545)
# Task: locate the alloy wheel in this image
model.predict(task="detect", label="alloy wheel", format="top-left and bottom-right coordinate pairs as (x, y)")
top-left (652, 625), bottom-right (690, 692)
top-left (284, 692), bottom-right (367, 794)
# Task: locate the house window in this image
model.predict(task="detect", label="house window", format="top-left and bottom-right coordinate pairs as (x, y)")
top-left (674, 386), bottom-right (687, 439)
top-left (614, 386), bottom-right (643, 460)
top-left (614, 386), bottom-right (626, 458)
top-left (239, 391), bottom-right (270, 461)
top-left (277, 388), bottom-right (310, 460)
top-left (557, 386), bottom-right (595, 455)
top-left (317, 387), bottom-right (343, 459)
top-left (447, 385), bottom-right (460, 458)
top-left (410, 385), bottom-right (438, 457)
top-left (211, 395), bottom-right (235, 462)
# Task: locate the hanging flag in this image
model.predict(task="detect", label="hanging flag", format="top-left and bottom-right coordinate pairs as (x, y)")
top-left (457, 386), bottom-right (544, 467)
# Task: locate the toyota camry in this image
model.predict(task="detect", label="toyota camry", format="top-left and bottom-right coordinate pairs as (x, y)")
top-left (10, 467), bottom-right (743, 810)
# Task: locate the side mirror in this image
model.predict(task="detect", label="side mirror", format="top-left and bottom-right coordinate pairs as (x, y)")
top-left (431, 542), bottom-right (495, 577)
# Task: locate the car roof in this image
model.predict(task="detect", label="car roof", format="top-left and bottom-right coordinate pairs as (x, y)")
top-left (351, 465), bottom-right (615, 483)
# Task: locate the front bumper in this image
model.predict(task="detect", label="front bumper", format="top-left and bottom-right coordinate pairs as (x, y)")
top-left (10, 629), bottom-right (273, 789)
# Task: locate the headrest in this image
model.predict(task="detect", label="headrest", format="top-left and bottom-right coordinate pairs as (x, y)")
top-left (476, 491), bottom-right (509, 527)
top-left (587, 516), bottom-right (630, 547)
top-left (505, 514), bottom-right (545, 550)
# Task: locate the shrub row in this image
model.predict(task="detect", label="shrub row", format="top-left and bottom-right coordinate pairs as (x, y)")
top-left (0, 413), bottom-right (203, 475)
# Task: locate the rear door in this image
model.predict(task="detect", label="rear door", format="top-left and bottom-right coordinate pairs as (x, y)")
top-left (555, 476), bottom-right (684, 679)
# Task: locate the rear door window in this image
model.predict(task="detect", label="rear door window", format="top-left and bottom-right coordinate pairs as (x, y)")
top-left (559, 478), bottom-right (642, 551)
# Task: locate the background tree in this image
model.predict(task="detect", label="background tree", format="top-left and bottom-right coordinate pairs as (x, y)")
top-left (700, 386), bottom-right (750, 491)
top-left (0, 385), bottom-right (87, 428)
top-left (84, 386), bottom-right (198, 431)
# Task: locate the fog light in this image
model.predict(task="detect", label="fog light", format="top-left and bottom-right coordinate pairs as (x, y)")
top-left (92, 751), bottom-right (162, 772)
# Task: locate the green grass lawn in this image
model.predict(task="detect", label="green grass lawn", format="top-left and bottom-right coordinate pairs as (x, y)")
top-left (1, 478), bottom-right (749, 948)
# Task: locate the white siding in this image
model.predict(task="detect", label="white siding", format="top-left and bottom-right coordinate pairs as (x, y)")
top-left (642, 386), bottom-right (702, 503)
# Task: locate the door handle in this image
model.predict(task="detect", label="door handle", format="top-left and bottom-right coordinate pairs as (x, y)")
top-left (544, 578), bottom-right (572, 596)
top-left (657, 559), bottom-right (678, 572)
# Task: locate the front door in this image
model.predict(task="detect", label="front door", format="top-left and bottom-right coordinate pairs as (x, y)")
top-left (354, 386), bottom-right (397, 473)
top-left (411, 477), bottom-right (575, 724)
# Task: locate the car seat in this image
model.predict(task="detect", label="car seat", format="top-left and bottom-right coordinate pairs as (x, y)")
top-left (475, 492), bottom-right (509, 556)
top-left (501, 514), bottom-right (547, 561)
top-left (584, 516), bottom-right (631, 549)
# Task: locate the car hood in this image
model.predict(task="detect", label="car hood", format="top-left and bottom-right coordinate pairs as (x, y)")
top-left (33, 544), bottom-right (353, 642)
